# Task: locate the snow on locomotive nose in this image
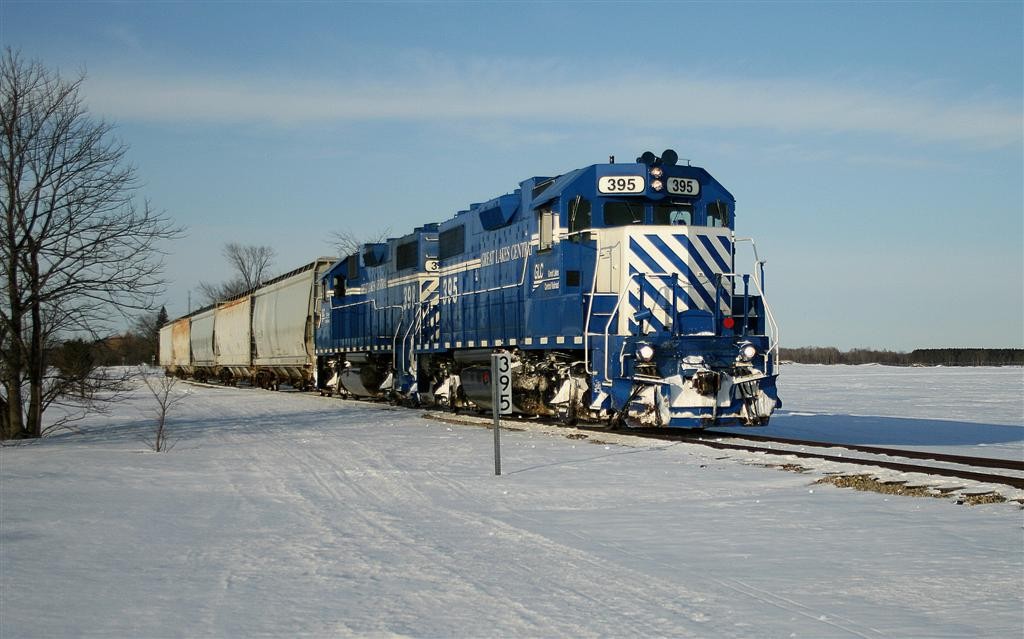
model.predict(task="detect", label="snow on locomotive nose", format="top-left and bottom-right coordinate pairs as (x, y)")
top-left (313, 149), bottom-right (780, 428)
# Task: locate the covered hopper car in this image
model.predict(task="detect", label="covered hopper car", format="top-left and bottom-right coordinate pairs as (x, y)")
top-left (158, 259), bottom-right (334, 389)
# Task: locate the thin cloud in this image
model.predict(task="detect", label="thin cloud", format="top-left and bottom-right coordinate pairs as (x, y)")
top-left (85, 68), bottom-right (1022, 150)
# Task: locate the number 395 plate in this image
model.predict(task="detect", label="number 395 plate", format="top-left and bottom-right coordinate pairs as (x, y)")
top-left (667, 177), bottom-right (700, 196)
top-left (598, 175), bottom-right (645, 194)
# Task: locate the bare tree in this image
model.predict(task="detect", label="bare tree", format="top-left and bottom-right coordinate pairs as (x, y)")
top-left (42, 340), bottom-right (130, 436)
top-left (139, 366), bottom-right (187, 452)
top-left (197, 242), bottom-right (276, 304)
top-left (1, 49), bottom-right (182, 439)
top-left (328, 228), bottom-right (391, 259)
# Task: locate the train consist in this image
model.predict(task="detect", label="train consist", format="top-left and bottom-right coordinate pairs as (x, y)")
top-left (160, 151), bottom-right (781, 427)
top-left (159, 259), bottom-right (335, 390)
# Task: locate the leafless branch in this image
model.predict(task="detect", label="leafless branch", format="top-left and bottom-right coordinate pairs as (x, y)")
top-left (138, 366), bottom-right (188, 452)
top-left (1, 48), bottom-right (183, 439)
top-left (197, 242), bottom-right (277, 305)
top-left (327, 227), bottom-right (391, 260)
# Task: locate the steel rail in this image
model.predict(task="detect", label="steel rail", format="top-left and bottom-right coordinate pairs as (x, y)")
top-left (678, 436), bottom-right (1024, 489)
top-left (698, 430), bottom-right (1024, 471)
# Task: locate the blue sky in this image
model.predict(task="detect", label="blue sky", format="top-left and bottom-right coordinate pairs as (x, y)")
top-left (3, 1), bottom-right (1022, 350)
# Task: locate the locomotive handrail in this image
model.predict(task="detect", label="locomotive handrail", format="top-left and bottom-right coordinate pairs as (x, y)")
top-left (593, 268), bottom-right (779, 383)
top-left (600, 271), bottom-right (677, 381)
top-left (329, 292), bottom-right (409, 359)
top-left (391, 317), bottom-right (405, 370)
top-left (583, 239), bottom-right (621, 375)
top-left (733, 237), bottom-right (768, 294)
top-left (714, 272), bottom-right (780, 366)
top-left (436, 251), bottom-right (532, 303)
top-left (400, 301), bottom-right (428, 377)
top-left (738, 237), bottom-right (779, 364)
top-left (597, 271), bottom-right (716, 381)
top-left (758, 285), bottom-right (780, 368)
top-left (731, 237), bottom-right (779, 368)
top-left (330, 296), bottom-right (404, 313)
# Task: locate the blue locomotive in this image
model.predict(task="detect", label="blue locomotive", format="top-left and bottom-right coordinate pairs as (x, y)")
top-left (314, 150), bottom-right (780, 427)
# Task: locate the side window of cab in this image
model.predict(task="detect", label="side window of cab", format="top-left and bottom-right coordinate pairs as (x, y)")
top-left (568, 196), bottom-right (591, 234)
top-left (538, 207), bottom-right (555, 252)
top-left (707, 201), bottom-right (730, 227)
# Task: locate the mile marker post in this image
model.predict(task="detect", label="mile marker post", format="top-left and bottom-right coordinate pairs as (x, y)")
top-left (491, 352), bottom-right (512, 476)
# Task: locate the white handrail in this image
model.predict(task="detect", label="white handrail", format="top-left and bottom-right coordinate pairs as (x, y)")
top-left (592, 271), bottom-right (778, 383)
top-left (715, 273), bottom-right (779, 359)
top-left (583, 235), bottom-right (619, 375)
top-left (601, 271), bottom-right (675, 381)
top-left (400, 301), bottom-right (428, 376)
top-left (390, 318), bottom-right (404, 369)
top-left (436, 253), bottom-right (532, 302)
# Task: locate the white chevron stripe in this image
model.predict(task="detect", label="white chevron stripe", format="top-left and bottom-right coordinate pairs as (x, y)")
top-left (687, 233), bottom-right (732, 311)
top-left (624, 230), bottom-right (734, 333)
top-left (664, 232), bottom-right (731, 315)
top-left (629, 233), bottom-right (693, 325)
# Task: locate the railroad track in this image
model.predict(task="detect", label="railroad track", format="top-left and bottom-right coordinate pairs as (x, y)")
top-left (654, 429), bottom-right (1024, 490)
top-left (424, 411), bottom-right (1024, 491)
top-left (183, 381), bottom-right (1024, 492)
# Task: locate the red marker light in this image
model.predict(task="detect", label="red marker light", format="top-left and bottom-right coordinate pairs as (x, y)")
top-left (723, 317), bottom-right (736, 329)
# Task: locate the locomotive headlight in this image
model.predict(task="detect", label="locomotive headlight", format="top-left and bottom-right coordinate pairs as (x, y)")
top-left (738, 343), bottom-right (757, 362)
top-left (651, 179), bottom-right (664, 191)
top-left (650, 166), bottom-right (664, 178)
top-left (637, 343), bottom-right (656, 362)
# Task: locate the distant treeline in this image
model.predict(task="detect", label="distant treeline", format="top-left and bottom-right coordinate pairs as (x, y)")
top-left (780, 347), bottom-right (1024, 367)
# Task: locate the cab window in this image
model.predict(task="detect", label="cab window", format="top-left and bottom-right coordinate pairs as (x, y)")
top-left (654, 202), bottom-right (693, 225)
top-left (603, 201), bottom-right (643, 227)
top-left (707, 201), bottom-right (730, 227)
top-left (569, 196), bottom-right (591, 233)
top-left (538, 207), bottom-right (554, 251)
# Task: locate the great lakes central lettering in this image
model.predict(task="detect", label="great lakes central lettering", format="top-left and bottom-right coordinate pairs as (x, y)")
top-left (479, 240), bottom-right (531, 267)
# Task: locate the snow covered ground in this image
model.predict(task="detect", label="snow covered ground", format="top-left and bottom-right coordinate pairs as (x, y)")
top-left (1, 365), bottom-right (1022, 638)
top-left (715, 364), bottom-right (1023, 461)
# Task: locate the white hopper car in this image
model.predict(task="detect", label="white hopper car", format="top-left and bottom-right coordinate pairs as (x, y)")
top-left (158, 258), bottom-right (334, 389)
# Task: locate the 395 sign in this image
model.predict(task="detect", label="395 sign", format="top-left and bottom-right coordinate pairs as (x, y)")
top-left (492, 352), bottom-right (513, 415)
top-left (598, 175), bottom-right (645, 194)
top-left (667, 177), bottom-right (700, 196)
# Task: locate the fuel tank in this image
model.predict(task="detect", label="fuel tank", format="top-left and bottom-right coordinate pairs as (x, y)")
top-left (338, 365), bottom-right (386, 397)
top-left (460, 365), bottom-right (556, 416)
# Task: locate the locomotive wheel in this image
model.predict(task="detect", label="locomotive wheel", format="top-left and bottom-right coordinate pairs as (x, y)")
top-left (605, 410), bottom-right (627, 430)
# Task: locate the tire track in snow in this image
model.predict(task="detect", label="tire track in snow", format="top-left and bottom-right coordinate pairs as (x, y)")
top-left (713, 578), bottom-right (886, 638)
top-left (270, 440), bottom-right (562, 636)
top-left (172, 387), bottom-right (908, 637)
top-left (420, 466), bottom-right (889, 639)
top-left (270, 434), bottom-right (728, 637)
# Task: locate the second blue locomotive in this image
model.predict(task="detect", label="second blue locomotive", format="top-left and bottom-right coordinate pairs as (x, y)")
top-left (315, 151), bottom-right (780, 427)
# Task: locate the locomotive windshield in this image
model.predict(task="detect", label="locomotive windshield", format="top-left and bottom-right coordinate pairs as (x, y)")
top-left (603, 201), bottom-right (643, 226)
top-left (595, 199), bottom-right (729, 227)
top-left (599, 200), bottom-right (700, 226)
top-left (654, 201), bottom-right (693, 225)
